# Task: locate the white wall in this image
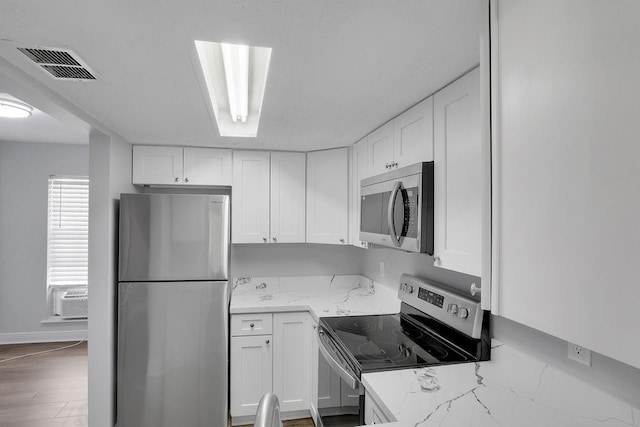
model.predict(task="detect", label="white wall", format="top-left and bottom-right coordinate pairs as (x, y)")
top-left (361, 247), bottom-right (480, 295)
top-left (0, 141), bottom-right (89, 343)
top-left (231, 244), bottom-right (364, 278)
top-left (87, 132), bottom-right (136, 427)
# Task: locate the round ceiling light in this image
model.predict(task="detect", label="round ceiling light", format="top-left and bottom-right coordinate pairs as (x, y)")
top-left (0, 98), bottom-right (33, 118)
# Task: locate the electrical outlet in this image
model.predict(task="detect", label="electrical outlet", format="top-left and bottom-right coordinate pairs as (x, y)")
top-left (379, 261), bottom-right (385, 278)
top-left (568, 342), bottom-right (592, 367)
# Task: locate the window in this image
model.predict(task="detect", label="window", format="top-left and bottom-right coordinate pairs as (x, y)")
top-left (47, 176), bottom-right (89, 287)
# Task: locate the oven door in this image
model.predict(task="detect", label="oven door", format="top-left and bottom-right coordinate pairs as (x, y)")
top-left (316, 327), bottom-right (364, 427)
top-left (360, 173), bottom-right (424, 253)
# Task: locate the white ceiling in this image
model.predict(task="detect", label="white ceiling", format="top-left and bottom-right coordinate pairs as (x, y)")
top-left (0, 1), bottom-right (481, 151)
top-left (0, 93), bottom-right (89, 144)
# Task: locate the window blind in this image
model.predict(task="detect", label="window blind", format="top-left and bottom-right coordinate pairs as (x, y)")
top-left (47, 176), bottom-right (89, 286)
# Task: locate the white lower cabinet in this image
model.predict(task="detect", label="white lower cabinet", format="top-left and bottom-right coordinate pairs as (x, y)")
top-left (230, 312), bottom-right (311, 424)
top-left (272, 312), bottom-right (311, 412)
top-left (364, 390), bottom-right (395, 424)
top-left (230, 335), bottom-right (273, 417)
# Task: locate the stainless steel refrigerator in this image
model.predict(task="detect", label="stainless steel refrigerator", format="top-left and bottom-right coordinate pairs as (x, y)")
top-left (117, 193), bottom-right (230, 427)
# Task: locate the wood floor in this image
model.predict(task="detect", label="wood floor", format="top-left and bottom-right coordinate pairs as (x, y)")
top-left (0, 341), bottom-right (315, 427)
top-left (0, 341), bottom-right (88, 427)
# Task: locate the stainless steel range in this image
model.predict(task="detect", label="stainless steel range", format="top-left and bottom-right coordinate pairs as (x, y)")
top-left (315, 274), bottom-right (490, 426)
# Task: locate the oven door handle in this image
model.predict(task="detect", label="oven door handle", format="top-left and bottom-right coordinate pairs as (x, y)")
top-left (387, 181), bottom-right (403, 247)
top-left (317, 330), bottom-right (361, 391)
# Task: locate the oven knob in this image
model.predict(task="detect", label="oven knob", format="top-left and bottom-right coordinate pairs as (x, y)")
top-left (407, 285), bottom-right (414, 294)
top-left (457, 308), bottom-right (469, 319)
top-left (400, 284), bottom-right (406, 292)
top-left (447, 304), bottom-right (458, 315)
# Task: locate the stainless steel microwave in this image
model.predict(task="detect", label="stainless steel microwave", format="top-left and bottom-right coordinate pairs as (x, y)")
top-left (360, 162), bottom-right (434, 254)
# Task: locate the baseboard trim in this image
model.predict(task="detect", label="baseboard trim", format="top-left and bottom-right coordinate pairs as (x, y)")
top-left (0, 330), bottom-right (88, 345)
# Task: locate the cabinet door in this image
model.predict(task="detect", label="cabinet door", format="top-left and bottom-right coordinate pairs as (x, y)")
top-left (340, 382), bottom-right (360, 407)
top-left (270, 152), bottom-right (306, 243)
top-left (349, 139), bottom-right (369, 248)
top-left (367, 121), bottom-right (394, 176)
top-left (364, 391), bottom-right (394, 424)
top-left (393, 96), bottom-right (434, 168)
top-left (132, 146), bottom-right (183, 185)
top-left (230, 335), bottom-right (273, 417)
top-left (433, 68), bottom-right (482, 276)
top-left (306, 148), bottom-right (349, 245)
top-left (493, 0), bottom-right (640, 369)
top-left (316, 348), bottom-right (342, 410)
top-left (232, 151), bottom-right (270, 244)
top-left (272, 313), bottom-right (311, 412)
top-left (183, 147), bottom-right (232, 186)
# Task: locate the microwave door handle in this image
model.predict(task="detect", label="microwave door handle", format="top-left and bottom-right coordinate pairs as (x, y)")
top-left (388, 181), bottom-right (402, 247)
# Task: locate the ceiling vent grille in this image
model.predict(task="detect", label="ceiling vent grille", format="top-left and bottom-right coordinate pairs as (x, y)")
top-left (17, 47), bottom-right (97, 81)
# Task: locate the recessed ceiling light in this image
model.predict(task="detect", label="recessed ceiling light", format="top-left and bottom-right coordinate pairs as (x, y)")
top-left (0, 97), bottom-right (33, 119)
top-left (194, 40), bottom-right (272, 138)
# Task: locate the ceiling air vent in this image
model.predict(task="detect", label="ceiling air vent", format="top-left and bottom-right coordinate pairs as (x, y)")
top-left (17, 47), bottom-right (97, 81)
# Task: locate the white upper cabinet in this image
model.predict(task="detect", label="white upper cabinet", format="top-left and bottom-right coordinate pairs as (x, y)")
top-left (183, 147), bottom-right (232, 185)
top-left (232, 151), bottom-right (271, 244)
top-left (132, 146), bottom-right (183, 185)
top-left (232, 151), bottom-right (306, 244)
top-left (132, 145), bottom-right (231, 186)
top-left (433, 67), bottom-right (481, 277)
top-left (349, 138), bottom-right (369, 248)
top-left (307, 148), bottom-right (349, 245)
top-left (493, 0), bottom-right (640, 370)
top-left (365, 97), bottom-right (434, 177)
top-left (367, 122), bottom-right (394, 176)
top-left (393, 97), bottom-right (434, 168)
top-left (270, 152), bottom-right (306, 243)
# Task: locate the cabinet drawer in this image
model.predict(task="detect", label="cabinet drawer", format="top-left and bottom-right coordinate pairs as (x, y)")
top-left (231, 313), bottom-right (273, 336)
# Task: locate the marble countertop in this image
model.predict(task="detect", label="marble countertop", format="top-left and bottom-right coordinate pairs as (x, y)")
top-left (230, 275), bottom-right (401, 320)
top-left (362, 340), bottom-right (640, 427)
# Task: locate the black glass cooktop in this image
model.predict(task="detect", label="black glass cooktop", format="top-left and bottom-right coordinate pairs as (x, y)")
top-left (320, 313), bottom-right (472, 373)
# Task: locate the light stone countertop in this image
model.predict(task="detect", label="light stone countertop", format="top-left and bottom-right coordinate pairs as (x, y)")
top-left (230, 275), bottom-right (402, 320)
top-left (362, 340), bottom-right (640, 427)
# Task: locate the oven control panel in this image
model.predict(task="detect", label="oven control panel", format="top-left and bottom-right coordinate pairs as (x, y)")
top-left (417, 287), bottom-right (444, 308)
top-left (397, 274), bottom-right (483, 339)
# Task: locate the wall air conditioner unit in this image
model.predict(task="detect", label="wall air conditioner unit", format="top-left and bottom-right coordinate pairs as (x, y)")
top-left (55, 289), bottom-right (88, 319)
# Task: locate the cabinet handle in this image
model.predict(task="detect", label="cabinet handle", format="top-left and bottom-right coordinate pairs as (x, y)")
top-left (250, 323), bottom-right (255, 328)
top-left (265, 339), bottom-right (270, 344)
top-left (384, 162), bottom-right (390, 169)
top-left (263, 237), bottom-right (267, 243)
top-left (312, 325), bottom-right (317, 330)
top-left (272, 237), bottom-right (277, 242)
top-left (184, 177), bottom-right (189, 183)
top-left (432, 255), bottom-right (440, 263)
top-left (339, 238), bottom-right (345, 243)
top-left (392, 161), bottom-right (398, 168)
top-left (174, 177), bottom-right (180, 182)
